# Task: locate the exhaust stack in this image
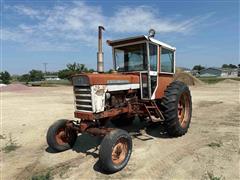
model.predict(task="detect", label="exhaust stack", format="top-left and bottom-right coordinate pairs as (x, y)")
top-left (97, 26), bottom-right (105, 73)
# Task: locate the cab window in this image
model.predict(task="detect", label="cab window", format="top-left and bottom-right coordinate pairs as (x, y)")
top-left (160, 48), bottom-right (174, 73)
top-left (149, 43), bottom-right (157, 71)
top-left (115, 43), bottom-right (147, 72)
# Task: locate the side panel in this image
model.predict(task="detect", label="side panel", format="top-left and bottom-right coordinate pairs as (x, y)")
top-left (91, 85), bottom-right (107, 113)
top-left (155, 74), bottom-right (173, 99)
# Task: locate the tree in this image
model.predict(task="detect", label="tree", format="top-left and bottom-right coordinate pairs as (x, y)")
top-left (229, 64), bottom-right (237, 68)
top-left (58, 69), bottom-right (73, 80)
top-left (66, 63), bottom-right (88, 72)
top-left (222, 64), bottom-right (237, 69)
top-left (222, 64), bottom-right (229, 68)
top-left (192, 65), bottom-right (205, 72)
top-left (29, 70), bottom-right (44, 81)
top-left (88, 69), bottom-right (95, 73)
top-left (58, 63), bottom-right (90, 79)
top-left (0, 71), bottom-right (11, 84)
top-left (18, 74), bottom-right (30, 82)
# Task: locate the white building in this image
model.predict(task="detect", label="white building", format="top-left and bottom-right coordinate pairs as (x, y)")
top-left (44, 75), bottom-right (61, 81)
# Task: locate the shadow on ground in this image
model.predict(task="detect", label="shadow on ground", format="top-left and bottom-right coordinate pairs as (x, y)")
top-left (45, 117), bottom-right (171, 174)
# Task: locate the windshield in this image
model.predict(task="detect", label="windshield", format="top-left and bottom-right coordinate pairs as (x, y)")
top-left (114, 43), bottom-right (147, 72)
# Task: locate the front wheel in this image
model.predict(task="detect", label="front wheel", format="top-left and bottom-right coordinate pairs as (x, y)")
top-left (161, 81), bottom-right (192, 137)
top-left (99, 129), bottom-right (132, 173)
top-left (46, 119), bottom-right (77, 152)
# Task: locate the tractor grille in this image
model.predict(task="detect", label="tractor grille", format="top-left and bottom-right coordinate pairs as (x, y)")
top-left (74, 86), bottom-right (92, 112)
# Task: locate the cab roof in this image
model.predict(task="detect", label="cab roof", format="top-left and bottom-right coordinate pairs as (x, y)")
top-left (107, 35), bottom-right (176, 51)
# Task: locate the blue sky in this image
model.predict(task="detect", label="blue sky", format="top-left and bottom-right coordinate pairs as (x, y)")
top-left (1, 0), bottom-right (239, 74)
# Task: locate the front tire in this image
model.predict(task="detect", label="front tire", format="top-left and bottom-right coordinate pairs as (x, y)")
top-left (46, 119), bottom-right (77, 152)
top-left (99, 129), bottom-right (132, 173)
top-left (161, 81), bottom-right (192, 137)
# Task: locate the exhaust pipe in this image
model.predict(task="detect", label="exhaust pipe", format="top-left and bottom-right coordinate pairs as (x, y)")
top-left (97, 26), bottom-right (105, 73)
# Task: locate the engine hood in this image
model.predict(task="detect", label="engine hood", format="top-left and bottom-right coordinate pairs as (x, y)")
top-left (72, 73), bottom-right (140, 86)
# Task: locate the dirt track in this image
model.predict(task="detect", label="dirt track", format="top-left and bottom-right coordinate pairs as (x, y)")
top-left (1, 81), bottom-right (240, 179)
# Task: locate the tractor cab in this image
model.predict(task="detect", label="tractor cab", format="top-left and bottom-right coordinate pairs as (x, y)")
top-left (107, 35), bottom-right (176, 99)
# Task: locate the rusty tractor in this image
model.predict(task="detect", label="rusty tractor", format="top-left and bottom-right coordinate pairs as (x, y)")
top-left (46, 27), bottom-right (192, 173)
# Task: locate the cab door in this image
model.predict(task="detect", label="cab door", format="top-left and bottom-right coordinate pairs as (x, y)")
top-left (140, 42), bottom-right (159, 99)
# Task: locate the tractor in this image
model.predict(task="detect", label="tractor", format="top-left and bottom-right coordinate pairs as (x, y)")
top-left (46, 26), bottom-right (192, 173)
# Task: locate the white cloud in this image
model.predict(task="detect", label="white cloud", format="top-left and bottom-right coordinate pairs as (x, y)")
top-left (107, 6), bottom-right (215, 34)
top-left (2, 2), bottom-right (214, 51)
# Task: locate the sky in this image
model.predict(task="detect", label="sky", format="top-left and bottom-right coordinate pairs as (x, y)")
top-left (1, 0), bottom-right (239, 74)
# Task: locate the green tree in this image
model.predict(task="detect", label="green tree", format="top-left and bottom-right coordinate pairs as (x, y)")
top-left (229, 64), bottom-right (237, 68)
top-left (58, 69), bottom-right (73, 80)
top-left (18, 74), bottom-right (30, 82)
top-left (0, 71), bottom-right (11, 84)
top-left (222, 64), bottom-right (237, 69)
top-left (192, 65), bottom-right (205, 72)
top-left (66, 63), bottom-right (88, 72)
top-left (58, 63), bottom-right (90, 79)
top-left (222, 64), bottom-right (229, 68)
top-left (29, 70), bottom-right (44, 81)
top-left (88, 68), bottom-right (95, 73)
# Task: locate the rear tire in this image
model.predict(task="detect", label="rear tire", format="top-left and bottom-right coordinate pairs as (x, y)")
top-left (161, 81), bottom-right (192, 137)
top-left (47, 119), bottom-right (77, 152)
top-left (99, 129), bottom-right (132, 173)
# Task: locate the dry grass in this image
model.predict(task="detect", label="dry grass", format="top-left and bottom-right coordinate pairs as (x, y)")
top-left (2, 134), bottom-right (20, 153)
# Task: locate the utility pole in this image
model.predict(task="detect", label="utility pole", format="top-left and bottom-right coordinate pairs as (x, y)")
top-left (43, 63), bottom-right (48, 74)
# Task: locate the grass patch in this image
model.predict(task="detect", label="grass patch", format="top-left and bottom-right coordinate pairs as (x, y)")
top-left (59, 165), bottom-right (70, 178)
top-left (207, 171), bottom-right (222, 180)
top-left (2, 134), bottom-right (20, 153)
top-left (198, 77), bottom-right (240, 84)
top-left (32, 171), bottom-right (52, 180)
top-left (207, 142), bottom-right (221, 148)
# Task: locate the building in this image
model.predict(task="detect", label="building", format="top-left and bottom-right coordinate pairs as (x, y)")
top-left (44, 75), bottom-right (61, 81)
top-left (199, 68), bottom-right (222, 77)
top-left (221, 68), bottom-right (239, 77)
top-left (199, 67), bottom-right (239, 77)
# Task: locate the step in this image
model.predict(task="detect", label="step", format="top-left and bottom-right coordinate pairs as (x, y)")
top-left (145, 106), bottom-right (157, 109)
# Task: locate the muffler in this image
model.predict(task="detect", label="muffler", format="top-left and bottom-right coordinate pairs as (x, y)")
top-left (97, 26), bottom-right (105, 73)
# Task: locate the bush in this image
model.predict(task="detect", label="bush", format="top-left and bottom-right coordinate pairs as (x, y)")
top-left (0, 71), bottom-right (11, 84)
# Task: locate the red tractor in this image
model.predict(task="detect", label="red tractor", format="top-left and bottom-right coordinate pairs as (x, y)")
top-left (46, 27), bottom-right (192, 173)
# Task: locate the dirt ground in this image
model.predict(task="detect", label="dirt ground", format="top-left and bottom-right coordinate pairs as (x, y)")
top-left (1, 81), bottom-right (239, 180)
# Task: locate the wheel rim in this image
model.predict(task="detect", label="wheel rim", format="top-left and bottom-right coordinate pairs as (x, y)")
top-left (111, 138), bottom-right (128, 165)
top-left (178, 92), bottom-right (190, 128)
top-left (55, 128), bottom-right (67, 145)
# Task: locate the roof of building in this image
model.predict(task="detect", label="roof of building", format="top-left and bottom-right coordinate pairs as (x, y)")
top-left (199, 67), bottom-right (222, 72)
top-left (107, 35), bottom-right (176, 51)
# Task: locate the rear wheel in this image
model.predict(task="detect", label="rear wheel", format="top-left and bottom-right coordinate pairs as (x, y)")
top-left (161, 81), bottom-right (192, 137)
top-left (47, 119), bottom-right (77, 152)
top-left (99, 129), bottom-right (132, 173)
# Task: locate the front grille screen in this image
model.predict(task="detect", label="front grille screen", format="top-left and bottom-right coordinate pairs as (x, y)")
top-left (74, 86), bottom-right (92, 112)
